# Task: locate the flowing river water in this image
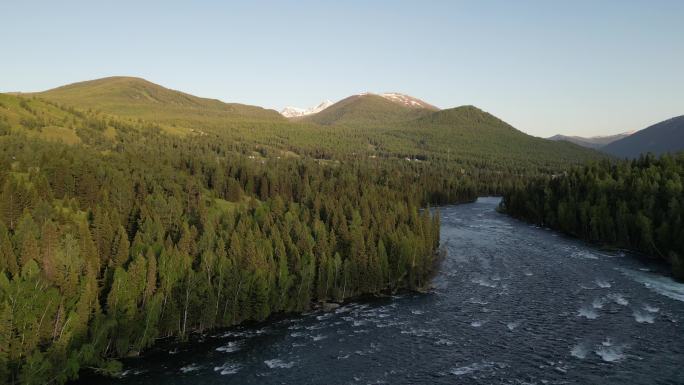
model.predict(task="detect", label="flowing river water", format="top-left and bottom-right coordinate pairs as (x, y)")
top-left (79, 197), bottom-right (684, 385)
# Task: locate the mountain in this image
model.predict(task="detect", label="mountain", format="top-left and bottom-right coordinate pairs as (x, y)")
top-left (602, 115), bottom-right (684, 158)
top-left (392, 105), bottom-right (603, 166)
top-left (32, 76), bottom-right (284, 130)
top-left (293, 91), bottom-right (601, 167)
top-left (302, 93), bottom-right (436, 127)
top-left (548, 132), bottom-right (632, 149)
top-left (291, 90), bottom-right (602, 167)
top-left (280, 100), bottom-right (333, 118)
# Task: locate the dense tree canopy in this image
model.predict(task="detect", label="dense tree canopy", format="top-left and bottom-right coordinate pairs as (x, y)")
top-left (0, 103), bottom-right (467, 384)
top-left (0, 85), bottom-right (601, 384)
top-left (502, 154), bottom-right (684, 280)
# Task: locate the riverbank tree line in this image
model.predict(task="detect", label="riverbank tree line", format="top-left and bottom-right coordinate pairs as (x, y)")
top-left (502, 153), bottom-right (684, 280)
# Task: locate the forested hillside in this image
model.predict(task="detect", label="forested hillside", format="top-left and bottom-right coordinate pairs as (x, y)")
top-left (0, 96), bottom-right (468, 384)
top-left (501, 154), bottom-right (684, 280)
top-left (0, 77), bottom-right (604, 384)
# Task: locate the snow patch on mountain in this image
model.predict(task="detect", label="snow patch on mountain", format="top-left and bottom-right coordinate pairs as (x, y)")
top-left (379, 93), bottom-right (435, 109)
top-left (280, 100), bottom-right (333, 118)
top-left (358, 92), bottom-right (437, 110)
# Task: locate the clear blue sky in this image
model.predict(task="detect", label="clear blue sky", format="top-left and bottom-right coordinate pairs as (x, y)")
top-left (2, 0), bottom-right (682, 137)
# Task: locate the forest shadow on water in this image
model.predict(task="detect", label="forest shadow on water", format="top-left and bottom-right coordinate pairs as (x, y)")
top-left (75, 197), bottom-right (684, 385)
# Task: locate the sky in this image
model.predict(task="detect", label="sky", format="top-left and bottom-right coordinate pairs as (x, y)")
top-left (1, 0), bottom-right (683, 137)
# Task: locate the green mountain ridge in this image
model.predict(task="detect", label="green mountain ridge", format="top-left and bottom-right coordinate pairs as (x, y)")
top-left (3, 76), bottom-right (604, 172)
top-left (299, 92), bottom-right (603, 168)
top-left (414, 105), bottom-right (516, 130)
top-left (31, 76), bottom-right (285, 130)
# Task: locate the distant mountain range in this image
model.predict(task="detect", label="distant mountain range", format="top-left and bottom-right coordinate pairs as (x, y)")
top-left (602, 115), bottom-right (684, 158)
top-left (549, 115), bottom-right (684, 158)
top-left (13, 76), bottom-right (681, 161)
top-left (548, 132), bottom-right (633, 149)
top-left (1, 76), bottom-right (603, 171)
top-left (292, 92), bottom-right (683, 160)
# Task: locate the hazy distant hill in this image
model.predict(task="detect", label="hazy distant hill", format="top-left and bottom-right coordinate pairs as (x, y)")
top-left (548, 132), bottom-right (632, 149)
top-left (602, 115), bottom-right (684, 158)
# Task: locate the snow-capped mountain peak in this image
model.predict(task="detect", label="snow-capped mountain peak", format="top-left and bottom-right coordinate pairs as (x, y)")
top-left (280, 106), bottom-right (306, 117)
top-left (280, 100), bottom-right (333, 118)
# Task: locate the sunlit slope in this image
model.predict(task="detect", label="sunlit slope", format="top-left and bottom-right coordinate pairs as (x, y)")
top-left (388, 105), bottom-right (604, 166)
top-left (34, 76), bottom-right (285, 131)
top-left (0, 93), bottom-right (101, 145)
top-left (0, 91), bottom-right (207, 153)
top-left (303, 94), bottom-right (434, 127)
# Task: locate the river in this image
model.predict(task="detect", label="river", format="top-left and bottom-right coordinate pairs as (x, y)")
top-left (78, 197), bottom-right (684, 384)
